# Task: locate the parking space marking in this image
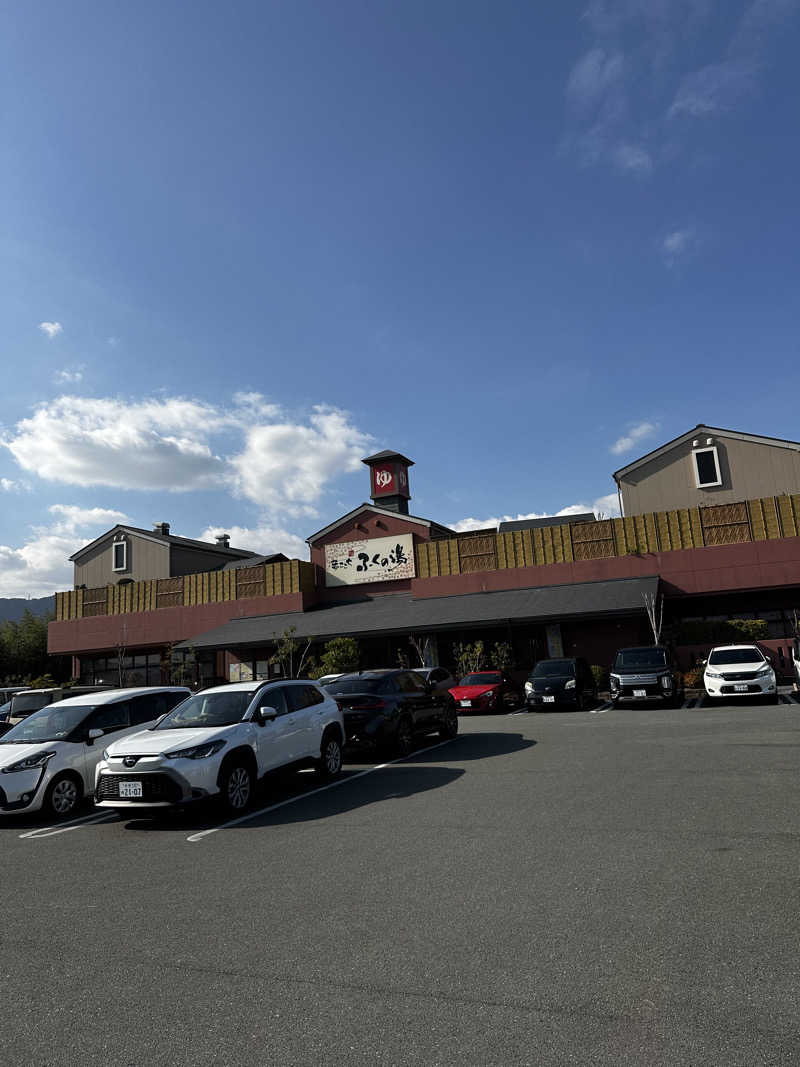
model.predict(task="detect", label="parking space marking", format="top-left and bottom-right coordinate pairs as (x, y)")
top-left (187, 738), bottom-right (456, 844)
top-left (19, 811), bottom-right (117, 840)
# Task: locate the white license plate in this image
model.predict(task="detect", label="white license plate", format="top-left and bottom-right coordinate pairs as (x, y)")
top-left (460, 700), bottom-right (472, 707)
top-left (119, 781), bottom-right (143, 798)
top-left (734, 684), bottom-right (748, 692)
top-left (543, 696), bottom-right (555, 703)
top-left (633, 689), bottom-right (647, 698)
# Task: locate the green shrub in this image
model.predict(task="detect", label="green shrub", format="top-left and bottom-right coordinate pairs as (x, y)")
top-left (677, 618), bottom-right (769, 644)
top-left (682, 665), bottom-right (705, 688)
top-left (591, 665), bottom-right (609, 691)
top-left (319, 637), bottom-right (359, 676)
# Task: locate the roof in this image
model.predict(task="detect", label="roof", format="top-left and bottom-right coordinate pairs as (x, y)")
top-left (362, 450), bottom-right (415, 467)
top-left (222, 552), bottom-right (289, 571)
top-left (499, 513), bottom-right (595, 533)
top-left (306, 503), bottom-right (453, 545)
top-left (53, 686), bottom-right (190, 705)
top-left (613, 424), bottom-right (800, 480)
top-left (70, 524), bottom-right (259, 563)
top-left (178, 575), bottom-right (659, 651)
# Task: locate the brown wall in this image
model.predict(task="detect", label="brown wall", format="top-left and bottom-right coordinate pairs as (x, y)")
top-left (620, 435), bottom-right (800, 516)
top-left (74, 534), bottom-right (170, 587)
top-left (48, 591), bottom-right (305, 655)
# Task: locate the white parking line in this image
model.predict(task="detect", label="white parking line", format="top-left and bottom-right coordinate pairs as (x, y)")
top-left (509, 709), bottom-right (529, 716)
top-left (19, 811), bottom-right (116, 840)
top-left (187, 738), bottom-right (456, 844)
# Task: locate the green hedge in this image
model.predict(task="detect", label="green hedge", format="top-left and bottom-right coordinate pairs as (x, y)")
top-left (676, 618), bottom-right (769, 645)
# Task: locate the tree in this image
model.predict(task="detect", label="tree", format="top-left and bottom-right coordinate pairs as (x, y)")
top-left (0, 609), bottom-right (67, 683)
top-left (270, 627), bottom-right (317, 678)
top-left (452, 640), bottom-right (486, 679)
top-left (643, 591), bottom-right (664, 645)
top-left (491, 641), bottom-right (513, 673)
top-left (407, 634), bottom-right (433, 667)
top-left (319, 636), bottom-right (359, 676)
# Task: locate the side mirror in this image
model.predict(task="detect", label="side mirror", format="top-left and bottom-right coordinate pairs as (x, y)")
top-left (87, 728), bottom-right (104, 743)
top-left (257, 706), bottom-right (278, 725)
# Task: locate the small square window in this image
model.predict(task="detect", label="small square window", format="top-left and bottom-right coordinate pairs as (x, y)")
top-left (692, 447), bottom-right (722, 488)
top-left (112, 540), bottom-right (127, 571)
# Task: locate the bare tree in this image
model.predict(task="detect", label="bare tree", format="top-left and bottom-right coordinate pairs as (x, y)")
top-left (643, 592), bottom-right (664, 645)
top-left (408, 634), bottom-right (432, 667)
top-left (116, 622), bottom-right (129, 687)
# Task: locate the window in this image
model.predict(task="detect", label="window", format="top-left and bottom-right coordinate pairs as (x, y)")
top-left (260, 686), bottom-right (289, 717)
top-left (89, 702), bottom-right (130, 734)
top-left (692, 447), bottom-right (722, 488)
top-left (112, 539), bottom-right (127, 572)
top-left (129, 693), bottom-right (170, 725)
top-left (286, 684), bottom-right (325, 712)
top-left (399, 672), bottom-right (426, 693)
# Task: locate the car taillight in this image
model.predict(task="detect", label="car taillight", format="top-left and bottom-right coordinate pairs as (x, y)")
top-left (354, 699), bottom-right (387, 711)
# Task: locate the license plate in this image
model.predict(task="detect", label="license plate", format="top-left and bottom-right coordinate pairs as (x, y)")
top-left (460, 700), bottom-right (472, 708)
top-left (119, 780), bottom-right (143, 798)
top-left (633, 688), bottom-right (647, 698)
top-left (543, 696), bottom-right (555, 703)
top-left (734, 684), bottom-right (748, 692)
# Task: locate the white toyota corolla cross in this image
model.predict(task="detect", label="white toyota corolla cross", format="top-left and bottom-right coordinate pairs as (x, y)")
top-left (95, 679), bottom-right (345, 815)
top-left (0, 687), bottom-right (190, 818)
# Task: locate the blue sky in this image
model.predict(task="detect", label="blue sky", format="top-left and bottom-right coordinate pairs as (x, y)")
top-left (1, 0), bottom-right (799, 595)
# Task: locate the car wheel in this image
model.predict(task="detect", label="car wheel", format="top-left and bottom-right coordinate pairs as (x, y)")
top-left (317, 730), bottom-right (343, 780)
top-left (439, 703), bottom-right (459, 741)
top-left (44, 773), bottom-right (82, 818)
top-left (220, 761), bottom-right (253, 813)
top-left (395, 716), bottom-right (414, 757)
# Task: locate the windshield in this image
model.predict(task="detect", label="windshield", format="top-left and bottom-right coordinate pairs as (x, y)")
top-left (459, 673), bottom-right (501, 686)
top-left (0, 705), bottom-right (94, 743)
top-left (708, 648), bottom-right (764, 665)
top-left (154, 690), bottom-right (254, 729)
top-left (532, 660), bottom-right (575, 678)
top-left (328, 677), bottom-right (387, 695)
top-left (10, 692), bottom-right (57, 716)
top-left (614, 649), bottom-right (667, 670)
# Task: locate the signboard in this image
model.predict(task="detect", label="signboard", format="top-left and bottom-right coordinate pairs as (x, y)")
top-left (371, 461), bottom-right (410, 499)
top-left (325, 533), bottom-right (416, 587)
top-left (545, 623), bottom-right (564, 659)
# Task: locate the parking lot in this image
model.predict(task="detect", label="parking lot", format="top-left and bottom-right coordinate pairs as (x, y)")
top-left (3, 699), bottom-right (800, 1066)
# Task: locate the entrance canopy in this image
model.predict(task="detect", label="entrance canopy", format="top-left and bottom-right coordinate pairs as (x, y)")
top-left (178, 575), bottom-right (659, 652)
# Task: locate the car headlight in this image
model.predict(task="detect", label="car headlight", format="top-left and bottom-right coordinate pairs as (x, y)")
top-left (660, 675), bottom-right (672, 689)
top-left (565, 679), bottom-right (576, 690)
top-left (705, 669), bottom-right (721, 679)
top-left (610, 674), bottom-right (620, 690)
top-left (102, 749), bottom-right (111, 761)
top-left (756, 665), bottom-right (773, 677)
top-left (524, 682), bottom-right (533, 694)
top-left (1, 750), bottom-right (57, 773)
top-left (165, 740), bottom-right (226, 760)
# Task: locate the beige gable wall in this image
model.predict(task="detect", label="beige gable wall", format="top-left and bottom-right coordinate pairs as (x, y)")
top-left (619, 435), bottom-right (800, 515)
top-left (74, 533), bottom-right (170, 588)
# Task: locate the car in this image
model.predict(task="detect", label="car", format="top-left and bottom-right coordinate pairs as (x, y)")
top-left (609, 646), bottom-right (682, 707)
top-left (449, 670), bottom-right (522, 713)
top-left (413, 667), bottom-right (457, 694)
top-left (0, 687), bottom-right (28, 709)
top-left (95, 679), bottom-right (345, 815)
top-left (703, 644), bottom-right (778, 702)
top-left (6, 685), bottom-right (113, 726)
top-left (0, 687), bottom-right (190, 818)
top-left (316, 673), bottom-right (345, 686)
top-left (326, 669), bottom-right (458, 755)
top-left (525, 657), bottom-right (597, 711)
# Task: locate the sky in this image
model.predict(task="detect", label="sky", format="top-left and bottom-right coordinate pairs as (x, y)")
top-left (1, 0), bottom-right (799, 596)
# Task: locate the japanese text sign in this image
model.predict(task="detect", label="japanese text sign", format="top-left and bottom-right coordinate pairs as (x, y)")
top-left (325, 533), bottom-right (416, 587)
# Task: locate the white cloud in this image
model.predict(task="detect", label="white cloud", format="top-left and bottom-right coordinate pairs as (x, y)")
top-left (610, 420), bottom-right (658, 455)
top-left (566, 48), bottom-right (625, 111)
top-left (613, 143), bottom-right (653, 175)
top-left (450, 494), bottom-right (620, 533)
top-left (198, 523), bottom-right (309, 562)
top-left (2, 393), bottom-right (373, 516)
top-left (661, 227), bottom-right (697, 265)
top-left (1, 478), bottom-right (22, 492)
top-left (54, 366), bottom-right (85, 384)
top-left (230, 405), bottom-right (373, 515)
top-left (39, 321), bottom-right (63, 339)
top-left (0, 505), bottom-right (128, 598)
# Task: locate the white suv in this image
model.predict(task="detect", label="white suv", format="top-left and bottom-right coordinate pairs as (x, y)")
top-left (0, 687), bottom-right (190, 818)
top-left (95, 680), bottom-right (345, 814)
top-left (703, 645), bottom-right (777, 702)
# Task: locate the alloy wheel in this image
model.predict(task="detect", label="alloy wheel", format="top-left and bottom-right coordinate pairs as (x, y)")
top-left (51, 778), bottom-right (78, 815)
top-left (227, 767), bottom-right (251, 810)
top-left (324, 739), bottom-right (342, 776)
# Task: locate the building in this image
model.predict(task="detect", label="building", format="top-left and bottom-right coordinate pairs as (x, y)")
top-left (49, 441), bottom-right (800, 686)
top-left (613, 425), bottom-right (800, 517)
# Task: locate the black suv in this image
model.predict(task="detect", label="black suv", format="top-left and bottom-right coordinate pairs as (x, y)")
top-left (327, 669), bottom-right (458, 756)
top-left (609, 646), bottom-right (683, 707)
top-left (526, 657), bottom-right (597, 711)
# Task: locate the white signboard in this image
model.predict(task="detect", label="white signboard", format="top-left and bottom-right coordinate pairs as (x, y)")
top-left (325, 533), bottom-right (415, 587)
top-left (545, 623), bottom-right (564, 659)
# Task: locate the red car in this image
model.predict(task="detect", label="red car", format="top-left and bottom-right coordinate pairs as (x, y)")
top-left (449, 670), bottom-right (521, 713)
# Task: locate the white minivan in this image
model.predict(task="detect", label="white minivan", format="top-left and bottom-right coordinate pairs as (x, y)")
top-left (0, 687), bottom-right (190, 818)
top-left (95, 679), bottom-right (345, 814)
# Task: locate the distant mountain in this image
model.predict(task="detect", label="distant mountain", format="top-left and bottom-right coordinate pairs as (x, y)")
top-left (0, 596), bottom-right (55, 623)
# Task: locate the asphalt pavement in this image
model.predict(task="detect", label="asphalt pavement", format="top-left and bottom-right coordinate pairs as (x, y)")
top-left (2, 699), bottom-right (800, 1066)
